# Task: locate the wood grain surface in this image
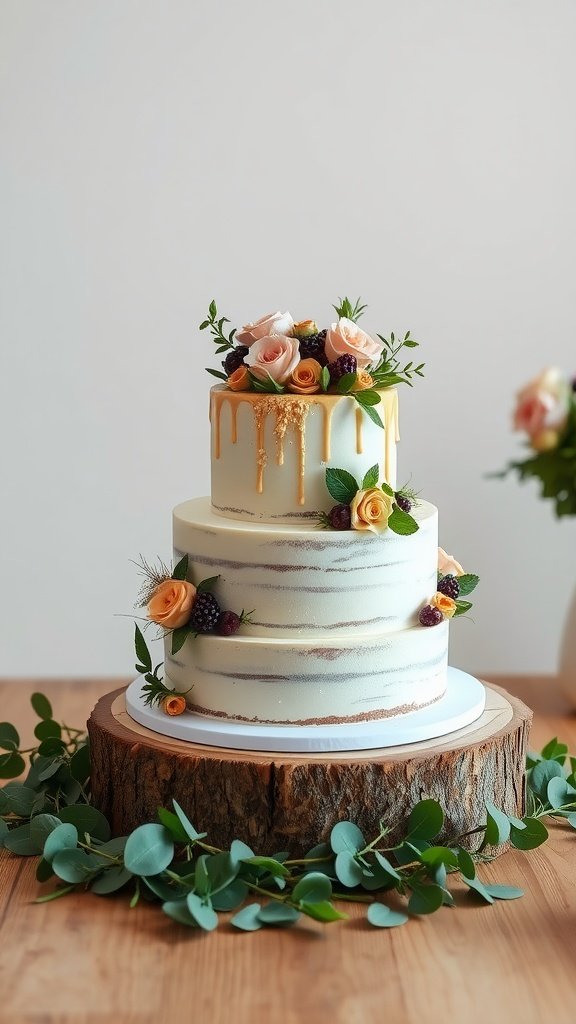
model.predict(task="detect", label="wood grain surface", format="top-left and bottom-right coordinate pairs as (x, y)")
top-left (0, 676), bottom-right (575, 1024)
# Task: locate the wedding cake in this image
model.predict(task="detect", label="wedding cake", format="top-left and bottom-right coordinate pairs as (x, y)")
top-left (135, 298), bottom-right (478, 726)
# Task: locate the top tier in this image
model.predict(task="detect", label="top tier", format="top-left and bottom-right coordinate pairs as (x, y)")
top-left (210, 386), bottom-right (400, 524)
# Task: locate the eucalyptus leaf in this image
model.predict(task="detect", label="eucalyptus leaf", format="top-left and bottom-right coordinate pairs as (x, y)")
top-left (36, 857), bottom-right (54, 882)
top-left (52, 848), bottom-right (101, 883)
top-left (30, 814), bottom-right (61, 849)
top-left (300, 900), bottom-right (347, 923)
top-left (547, 776), bottom-right (576, 810)
top-left (70, 744), bottom-right (91, 784)
top-left (43, 823), bottom-right (78, 864)
top-left (408, 799), bottom-right (444, 840)
top-left (123, 823), bottom-right (174, 876)
top-left (0, 722), bottom-right (19, 751)
top-left (230, 903), bottom-right (263, 931)
top-left (529, 759), bottom-right (563, 800)
top-left (172, 800), bottom-right (207, 843)
top-left (230, 838), bottom-right (255, 865)
top-left (143, 874), bottom-right (187, 902)
top-left (463, 875), bottom-right (495, 904)
top-left (157, 807), bottom-right (190, 843)
top-left (34, 720), bottom-right (62, 742)
top-left (0, 819), bottom-right (9, 847)
top-left (162, 899), bottom-right (198, 927)
top-left (195, 854), bottom-right (210, 896)
top-left (567, 812), bottom-right (576, 829)
top-left (419, 846), bottom-right (459, 869)
top-left (408, 884), bottom-right (444, 915)
top-left (206, 852), bottom-right (239, 893)
top-left (187, 892), bottom-right (218, 931)
top-left (457, 847), bottom-right (476, 879)
top-left (367, 903), bottom-right (409, 928)
top-left (91, 866), bottom-right (133, 895)
top-left (292, 871), bottom-right (332, 904)
top-left (211, 879), bottom-right (248, 911)
top-left (3, 823), bottom-right (42, 856)
top-left (510, 817), bottom-right (548, 851)
top-left (241, 856), bottom-right (290, 878)
top-left (59, 805), bottom-right (111, 842)
top-left (335, 850), bottom-right (364, 888)
top-left (0, 752), bottom-right (26, 780)
top-left (1, 782), bottom-right (37, 817)
top-left (330, 820), bottom-right (365, 855)
top-left (257, 902), bottom-right (300, 926)
top-left (374, 851), bottom-right (402, 881)
top-left (484, 884), bottom-right (524, 900)
top-left (484, 802), bottom-right (511, 845)
top-left (31, 693), bottom-right (53, 721)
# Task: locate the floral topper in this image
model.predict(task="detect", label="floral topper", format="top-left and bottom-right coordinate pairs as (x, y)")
top-left (317, 464), bottom-right (420, 535)
top-left (201, 297), bottom-right (425, 430)
top-left (418, 548), bottom-right (480, 626)
top-left (495, 367), bottom-right (576, 517)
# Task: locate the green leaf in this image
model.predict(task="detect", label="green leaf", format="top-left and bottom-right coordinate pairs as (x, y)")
top-left (330, 820), bottom-right (365, 854)
top-left (230, 903), bottom-right (263, 931)
top-left (230, 838), bottom-right (255, 865)
top-left (241, 856), bottom-right (290, 878)
top-left (211, 879), bottom-right (248, 911)
top-left (292, 872), bottom-right (332, 904)
top-left (38, 737), bottom-right (67, 757)
top-left (408, 884), bottom-right (444, 915)
top-left (199, 319), bottom-right (210, 330)
top-left (171, 554), bottom-right (189, 581)
top-left (134, 625), bottom-right (152, 674)
top-left (463, 875), bottom-right (495, 904)
top-left (484, 802), bottom-right (511, 845)
top-left (31, 693), bottom-right (53, 721)
top-left (44, 823), bottom-right (79, 864)
top-left (354, 389), bottom-right (381, 407)
top-left (187, 892), bottom-right (218, 931)
top-left (171, 627), bottom-right (190, 656)
top-left (91, 866), bottom-right (133, 895)
top-left (197, 575), bottom-right (221, 594)
top-left (454, 600), bottom-right (473, 617)
top-left (485, 884), bottom-right (524, 900)
top-left (0, 722), bottom-right (20, 752)
top-left (362, 464), bottom-right (380, 489)
top-left (457, 574), bottom-right (480, 597)
top-left (34, 719), bottom-right (62, 742)
top-left (419, 846), bottom-right (459, 869)
top-left (510, 817), bottom-right (548, 851)
top-left (257, 902), bottom-right (300, 926)
top-left (0, 751), bottom-right (25, 779)
top-left (209, 299), bottom-right (217, 318)
top-left (357, 402), bottom-right (384, 429)
top-left (1, 782), bottom-right (37, 816)
top-left (320, 366), bottom-right (330, 393)
top-left (547, 776), bottom-right (576, 810)
top-left (457, 847), bottom-right (476, 879)
top-left (206, 368), bottom-right (228, 381)
top-left (0, 819), bottom-right (9, 847)
top-left (367, 903), bottom-right (409, 928)
top-left (529, 759), bottom-right (563, 800)
top-left (35, 884), bottom-right (76, 903)
top-left (408, 799), bottom-right (444, 840)
top-left (567, 812), bottom-right (576, 829)
top-left (3, 823), bottom-right (42, 856)
top-left (171, 800), bottom-right (207, 844)
top-left (124, 824), bottom-right (174, 876)
top-left (206, 852), bottom-right (239, 893)
top-left (388, 507), bottom-right (419, 536)
top-left (403, 339), bottom-right (419, 348)
top-left (162, 899), bottom-right (198, 927)
top-left (335, 850), bottom-right (364, 887)
top-left (195, 855), bottom-right (210, 896)
top-left (30, 814), bottom-right (61, 850)
top-left (157, 807), bottom-right (190, 843)
top-left (395, 838), bottom-right (430, 865)
top-left (325, 469), bottom-right (358, 506)
top-left (70, 743), bottom-right (90, 784)
top-left (541, 737), bottom-right (568, 762)
top-left (59, 805), bottom-right (111, 842)
top-left (52, 848), bottom-right (101, 882)
top-left (36, 857), bottom-right (54, 882)
top-left (301, 900), bottom-right (347, 923)
top-left (373, 851), bottom-right (402, 881)
top-left (335, 372), bottom-right (358, 394)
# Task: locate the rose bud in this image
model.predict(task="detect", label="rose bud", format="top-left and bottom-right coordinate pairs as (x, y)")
top-left (293, 319), bottom-right (319, 339)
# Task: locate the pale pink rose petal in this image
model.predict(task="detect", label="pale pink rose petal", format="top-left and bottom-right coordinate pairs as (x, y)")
top-left (245, 335), bottom-right (301, 384)
top-left (236, 311), bottom-right (294, 347)
top-left (438, 547), bottom-right (465, 577)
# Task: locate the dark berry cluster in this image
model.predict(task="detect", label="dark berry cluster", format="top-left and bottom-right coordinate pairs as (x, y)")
top-left (328, 354), bottom-right (357, 384)
top-left (394, 492), bottom-right (412, 514)
top-left (188, 593), bottom-right (242, 636)
top-left (437, 574), bottom-right (460, 600)
top-left (328, 503), bottom-right (352, 530)
top-left (223, 346), bottom-right (249, 375)
top-left (419, 605), bottom-right (443, 627)
top-left (299, 329), bottom-right (328, 365)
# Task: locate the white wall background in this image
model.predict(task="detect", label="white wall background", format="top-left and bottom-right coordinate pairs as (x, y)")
top-left (1, 0), bottom-right (575, 679)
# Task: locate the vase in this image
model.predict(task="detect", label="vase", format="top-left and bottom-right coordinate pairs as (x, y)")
top-left (559, 585), bottom-right (576, 707)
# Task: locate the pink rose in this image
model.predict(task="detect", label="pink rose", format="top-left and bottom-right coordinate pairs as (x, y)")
top-left (325, 317), bottom-right (384, 370)
top-left (513, 368), bottom-right (569, 440)
top-left (438, 547), bottom-right (464, 577)
top-left (236, 311), bottom-right (294, 348)
top-left (245, 335), bottom-right (301, 384)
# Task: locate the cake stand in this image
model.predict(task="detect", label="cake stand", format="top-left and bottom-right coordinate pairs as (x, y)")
top-left (88, 672), bottom-right (532, 857)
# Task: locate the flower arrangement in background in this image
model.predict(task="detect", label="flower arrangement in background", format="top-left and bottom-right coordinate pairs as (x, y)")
top-left (496, 368), bottom-right (576, 517)
top-left (201, 296), bottom-right (425, 429)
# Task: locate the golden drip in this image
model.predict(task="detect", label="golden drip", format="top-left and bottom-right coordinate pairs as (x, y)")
top-left (213, 393), bottom-right (221, 459)
top-left (355, 406), bottom-right (364, 453)
top-left (321, 403), bottom-right (333, 462)
top-left (253, 402), bottom-right (268, 494)
top-left (383, 388), bottom-right (399, 484)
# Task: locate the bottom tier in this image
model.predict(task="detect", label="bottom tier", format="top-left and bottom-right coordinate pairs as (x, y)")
top-left (164, 619), bottom-right (449, 724)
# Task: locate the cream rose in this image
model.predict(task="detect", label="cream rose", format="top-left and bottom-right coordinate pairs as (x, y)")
top-left (287, 358), bottom-right (322, 394)
top-left (513, 368), bottom-right (569, 440)
top-left (432, 593), bottom-right (457, 619)
top-left (147, 579), bottom-right (196, 629)
top-left (438, 547), bottom-right (464, 577)
top-left (245, 335), bottom-right (301, 384)
top-left (351, 487), bottom-right (394, 535)
top-left (325, 317), bottom-right (384, 370)
top-left (236, 311), bottom-right (294, 347)
top-left (351, 370), bottom-right (374, 392)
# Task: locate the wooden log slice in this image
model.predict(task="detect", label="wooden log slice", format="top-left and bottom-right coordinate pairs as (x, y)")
top-left (88, 684), bottom-right (532, 856)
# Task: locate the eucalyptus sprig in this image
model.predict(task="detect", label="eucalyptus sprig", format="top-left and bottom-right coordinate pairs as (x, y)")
top-left (2, 707), bottom-right (576, 931)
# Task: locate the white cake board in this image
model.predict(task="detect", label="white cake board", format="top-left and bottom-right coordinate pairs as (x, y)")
top-left (125, 666), bottom-right (486, 754)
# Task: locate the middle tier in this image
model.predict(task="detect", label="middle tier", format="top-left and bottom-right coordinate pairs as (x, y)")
top-left (173, 497), bottom-right (438, 638)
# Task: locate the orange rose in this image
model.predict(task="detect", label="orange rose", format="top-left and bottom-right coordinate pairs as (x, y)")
top-left (147, 579), bottom-right (196, 629)
top-left (351, 371), bottom-right (374, 392)
top-left (350, 487), bottom-right (393, 535)
top-left (227, 365), bottom-right (251, 391)
top-left (161, 694), bottom-right (187, 716)
top-left (432, 592), bottom-right (457, 618)
top-left (286, 358), bottom-right (323, 395)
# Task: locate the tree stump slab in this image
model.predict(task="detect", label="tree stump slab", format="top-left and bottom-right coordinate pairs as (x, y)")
top-left (88, 684), bottom-right (532, 856)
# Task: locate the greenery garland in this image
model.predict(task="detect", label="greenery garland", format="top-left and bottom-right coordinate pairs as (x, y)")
top-left (1, 696), bottom-right (575, 931)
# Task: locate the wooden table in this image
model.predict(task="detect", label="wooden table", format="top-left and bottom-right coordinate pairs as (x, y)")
top-left (0, 677), bottom-right (574, 1024)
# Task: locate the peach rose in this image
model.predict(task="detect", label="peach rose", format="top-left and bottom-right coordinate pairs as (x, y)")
top-left (227, 365), bottom-right (251, 391)
top-left (236, 311), bottom-right (294, 347)
top-left (147, 579), bottom-right (196, 629)
top-left (513, 368), bottom-right (569, 441)
top-left (351, 370), bottom-right (374, 392)
top-left (245, 335), bottom-right (301, 384)
top-left (438, 547), bottom-right (464, 577)
top-left (325, 317), bottom-right (384, 370)
top-left (293, 319), bottom-right (318, 339)
top-left (161, 693), bottom-right (187, 716)
top-left (351, 487), bottom-right (394, 535)
top-left (432, 593), bottom-right (457, 618)
top-left (531, 428), bottom-right (560, 452)
top-left (287, 358), bottom-right (323, 395)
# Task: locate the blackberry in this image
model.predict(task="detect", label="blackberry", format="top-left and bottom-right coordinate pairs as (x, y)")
top-left (328, 354), bottom-right (357, 384)
top-left (217, 610), bottom-right (241, 636)
top-left (437, 574), bottom-right (460, 600)
top-left (223, 346), bottom-right (249, 375)
top-left (299, 329), bottom-right (328, 365)
top-left (394, 493), bottom-right (412, 514)
top-left (419, 605), bottom-right (443, 627)
top-left (328, 503), bottom-right (351, 530)
top-left (190, 592), bottom-right (221, 633)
